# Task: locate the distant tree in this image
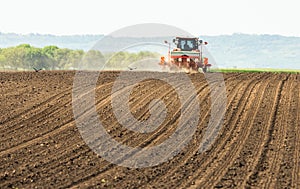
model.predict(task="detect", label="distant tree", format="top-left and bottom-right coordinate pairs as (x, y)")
top-left (55, 48), bottom-right (72, 69)
top-left (0, 53), bottom-right (6, 69)
top-left (1, 47), bottom-right (26, 70)
top-left (106, 51), bottom-right (129, 69)
top-left (27, 46), bottom-right (51, 70)
top-left (16, 44), bottom-right (35, 70)
top-left (42, 46), bottom-right (59, 69)
top-left (65, 50), bottom-right (84, 69)
top-left (0, 44), bottom-right (160, 71)
top-left (81, 50), bottom-right (105, 70)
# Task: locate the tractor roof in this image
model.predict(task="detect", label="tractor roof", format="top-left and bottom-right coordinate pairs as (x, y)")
top-left (175, 37), bottom-right (198, 40)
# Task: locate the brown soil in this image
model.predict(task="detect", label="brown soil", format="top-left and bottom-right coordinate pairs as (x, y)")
top-left (0, 71), bottom-right (299, 188)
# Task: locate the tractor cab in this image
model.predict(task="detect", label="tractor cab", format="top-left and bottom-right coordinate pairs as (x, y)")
top-left (173, 37), bottom-right (199, 51)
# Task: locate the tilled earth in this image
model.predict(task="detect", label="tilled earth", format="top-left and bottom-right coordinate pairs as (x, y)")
top-left (0, 71), bottom-right (299, 188)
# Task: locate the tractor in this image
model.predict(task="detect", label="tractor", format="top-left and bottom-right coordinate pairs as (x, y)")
top-left (160, 37), bottom-right (211, 73)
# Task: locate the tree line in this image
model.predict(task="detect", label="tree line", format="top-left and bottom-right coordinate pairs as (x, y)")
top-left (0, 44), bottom-right (160, 70)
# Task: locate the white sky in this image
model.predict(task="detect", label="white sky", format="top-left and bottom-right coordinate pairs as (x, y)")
top-left (0, 0), bottom-right (299, 36)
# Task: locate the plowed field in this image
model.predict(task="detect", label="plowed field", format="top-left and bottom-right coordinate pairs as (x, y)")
top-left (0, 71), bottom-right (299, 188)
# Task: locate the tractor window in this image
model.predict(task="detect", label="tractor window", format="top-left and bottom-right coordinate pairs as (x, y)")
top-left (178, 39), bottom-right (198, 51)
top-left (180, 40), bottom-right (186, 50)
top-left (187, 41), bottom-right (194, 49)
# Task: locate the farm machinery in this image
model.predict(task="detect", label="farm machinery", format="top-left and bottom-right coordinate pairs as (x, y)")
top-left (160, 37), bottom-right (211, 73)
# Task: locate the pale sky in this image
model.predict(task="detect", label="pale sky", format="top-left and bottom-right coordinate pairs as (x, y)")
top-left (0, 0), bottom-right (299, 36)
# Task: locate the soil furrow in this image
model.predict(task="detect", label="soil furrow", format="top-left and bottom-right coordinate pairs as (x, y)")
top-left (245, 74), bottom-right (288, 187)
top-left (183, 73), bottom-right (271, 188)
top-left (197, 73), bottom-right (273, 188)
